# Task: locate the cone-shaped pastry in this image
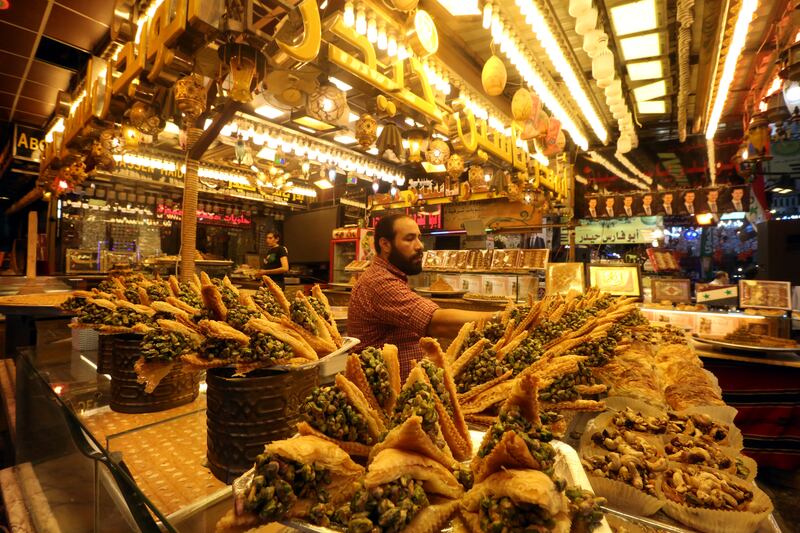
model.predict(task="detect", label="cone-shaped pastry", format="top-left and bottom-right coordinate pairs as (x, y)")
top-left (471, 375), bottom-right (557, 483)
top-left (418, 338), bottom-right (472, 461)
top-left (181, 319), bottom-right (250, 369)
top-left (252, 275), bottom-right (291, 317)
top-left (392, 367), bottom-right (455, 461)
top-left (346, 448), bottom-right (461, 533)
top-left (460, 469), bottom-right (571, 533)
top-left (345, 344), bottom-right (401, 415)
top-left (283, 291), bottom-right (337, 355)
top-left (217, 435), bottom-right (365, 531)
top-left (297, 374), bottom-right (386, 456)
top-left (369, 415), bottom-right (458, 469)
top-left (311, 284), bottom-right (343, 347)
top-left (134, 319), bottom-right (205, 393)
top-left (200, 272), bottom-right (229, 321)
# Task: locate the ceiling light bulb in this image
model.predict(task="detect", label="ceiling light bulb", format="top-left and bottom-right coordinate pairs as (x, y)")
top-left (372, 180), bottom-right (379, 192)
top-left (482, 2), bottom-right (493, 29)
top-left (377, 21), bottom-right (387, 50)
top-left (390, 184), bottom-right (398, 196)
top-left (355, 5), bottom-right (366, 34)
top-left (343, 0), bottom-right (355, 27)
top-left (329, 168), bottom-right (337, 180)
top-left (484, 172), bottom-right (491, 183)
top-left (367, 14), bottom-right (377, 43)
top-left (388, 33), bottom-right (398, 56)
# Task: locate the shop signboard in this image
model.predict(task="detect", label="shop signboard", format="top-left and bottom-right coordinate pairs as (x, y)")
top-left (576, 217), bottom-right (662, 244)
top-left (13, 124), bottom-right (46, 162)
top-left (442, 199), bottom-right (542, 231)
top-left (578, 186), bottom-right (749, 220)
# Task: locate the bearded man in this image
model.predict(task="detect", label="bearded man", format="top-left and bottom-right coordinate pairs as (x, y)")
top-left (348, 214), bottom-right (494, 379)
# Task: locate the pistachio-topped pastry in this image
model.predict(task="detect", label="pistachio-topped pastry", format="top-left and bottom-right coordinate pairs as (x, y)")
top-left (180, 320), bottom-right (250, 369)
top-left (345, 345), bottom-right (401, 415)
top-left (253, 286), bottom-right (287, 317)
top-left (216, 436), bottom-right (364, 532)
top-left (73, 298), bottom-right (117, 326)
top-left (297, 374), bottom-right (386, 456)
top-left (60, 290), bottom-right (94, 312)
top-left (392, 381), bottom-right (442, 449)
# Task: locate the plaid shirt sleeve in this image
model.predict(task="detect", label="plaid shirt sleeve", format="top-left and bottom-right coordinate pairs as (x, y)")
top-left (365, 277), bottom-right (439, 337)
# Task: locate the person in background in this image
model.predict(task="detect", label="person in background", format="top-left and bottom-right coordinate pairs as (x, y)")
top-left (709, 271), bottom-right (730, 285)
top-left (348, 214), bottom-right (495, 379)
top-left (259, 230), bottom-right (289, 289)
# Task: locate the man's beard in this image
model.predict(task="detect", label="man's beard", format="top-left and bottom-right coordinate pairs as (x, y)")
top-left (388, 245), bottom-right (423, 275)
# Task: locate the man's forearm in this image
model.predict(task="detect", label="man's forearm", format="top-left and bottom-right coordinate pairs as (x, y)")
top-left (426, 308), bottom-right (495, 339)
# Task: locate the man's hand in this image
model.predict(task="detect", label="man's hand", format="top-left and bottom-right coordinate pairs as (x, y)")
top-left (426, 308), bottom-right (496, 339)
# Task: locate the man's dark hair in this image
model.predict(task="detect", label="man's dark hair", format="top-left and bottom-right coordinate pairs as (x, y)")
top-left (267, 230), bottom-right (281, 241)
top-left (374, 214), bottom-right (412, 252)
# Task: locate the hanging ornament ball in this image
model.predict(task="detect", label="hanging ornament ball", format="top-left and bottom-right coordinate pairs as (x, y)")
top-left (427, 139), bottom-right (451, 165)
top-left (446, 153), bottom-right (465, 178)
top-left (617, 135), bottom-right (632, 154)
top-left (555, 130), bottom-right (566, 153)
top-left (512, 89), bottom-right (534, 121)
top-left (355, 113), bottom-right (378, 149)
top-left (468, 165), bottom-right (485, 187)
top-left (308, 84), bottom-right (347, 124)
top-left (533, 109), bottom-right (550, 137)
top-left (482, 55), bottom-right (507, 96)
top-left (392, 0), bottom-right (418, 11)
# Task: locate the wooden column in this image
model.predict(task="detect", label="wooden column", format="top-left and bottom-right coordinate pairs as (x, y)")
top-left (25, 211), bottom-right (37, 279)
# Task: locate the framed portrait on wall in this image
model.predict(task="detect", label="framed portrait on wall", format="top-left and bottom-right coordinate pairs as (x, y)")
top-left (739, 280), bottom-right (791, 310)
top-left (652, 278), bottom-right (692, 303)
top-left (546, 262), bottom-right (585, 296)
top-left (588, 264), bottom-right (642, 297)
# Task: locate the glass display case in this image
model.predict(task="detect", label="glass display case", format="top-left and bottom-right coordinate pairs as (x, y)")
top-left (65, 249), bottom-right (102, 274)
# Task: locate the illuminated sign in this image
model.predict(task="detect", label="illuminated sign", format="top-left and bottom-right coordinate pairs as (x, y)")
top-left (156, 204), bottom-right (252, 226)
top-left (13, 124), bottom-right (46, 162)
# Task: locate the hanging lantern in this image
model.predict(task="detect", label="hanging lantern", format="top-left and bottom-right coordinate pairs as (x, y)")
top-left (407, 10), bottom-right (439, 57)
top-left (174, 74), bottom-right (207, 127)
top-left (468, 165), bottom-right (485, 188)
top-left (765, 91), bottom-right (790, 125)
top-left (592, 48), bottom-right (615, 88)
top-left (376, 123), bottom-right (405, 162)
top-left (555, 130), bottom-right (566, 153)
top-left (582, 30), bottom-right (608, 59)
top-left (446, 153), bottom-right (465, 178)
top-left (405, 128), bottom-right (427, 163)
top-left (575, 7), bottom-right (598, 36)
top-left (532, 109), bottom-right (550, 137)
top-left (426, 139), bottom-right (450, 165)
top-left (307, 84), bottom-right (347, 124)
top-left (482, 55), bottom-right (507, 96)
top-left (512, 88), bottom-right (535, 121)
top-left (747, 113), bottom-right (772, 161)
top-left (606, 92), bottom-right (623, 106)
top-left (568, 0), bottom-right (592, 18)
top-left (219, 43), bottom-right (268, 104)
top-left (392, 0), bottom-right (419, 12)
top-left (355, 113), bottom-right (378, 148)
top-left (128, 101), bottom-right (164, 136)
top-left (542, 119), bottom-right (562, 157)
top-left (605, 79), bottom-right (622, 99)
top-left (782, 80), bottom-right (800, 114)
top-left (121, 124), bottom-right (141, 147)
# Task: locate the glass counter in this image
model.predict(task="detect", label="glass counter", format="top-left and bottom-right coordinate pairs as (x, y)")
top-left (14, 343), bottom-right (232, 531)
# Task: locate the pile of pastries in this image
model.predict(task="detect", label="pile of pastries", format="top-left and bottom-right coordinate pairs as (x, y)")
top-left (218, 345), bottom-right (606, 532)
top-left (61, 272), bottom-right (345, 391)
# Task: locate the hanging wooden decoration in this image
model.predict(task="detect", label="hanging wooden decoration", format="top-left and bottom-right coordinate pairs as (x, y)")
top-left (482, 55), bottom-right (507, 96)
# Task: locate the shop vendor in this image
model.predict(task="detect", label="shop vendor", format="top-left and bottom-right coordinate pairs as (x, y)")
top-left (259, 230), bottom-right (289, 289)
top-left (349, 214), bottom-right (494, 379)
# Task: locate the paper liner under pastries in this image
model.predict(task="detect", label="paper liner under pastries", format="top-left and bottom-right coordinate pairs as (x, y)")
top-left (666, 408), bottom-right (743, 451)
top-left (368, 415), bottom-right (458, 469)
top-left (656, 464), bottom-right (773, 533)
top-left (604, 396), bottom-right (669, 419)
top-left (418, 338), bottom-right (472, 461)
top-left (586, 473), bottom-right (664, 516)
top-left (677, 404), bottom-right (738, 425)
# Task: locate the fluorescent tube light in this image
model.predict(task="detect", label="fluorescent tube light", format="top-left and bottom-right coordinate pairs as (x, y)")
top-left (637, 100), bottom-right (666, 114)
top-left (255, 104), bottom-right (286, 119)
top-left (610, 0), bottom-right (657, 36)
top-left (627, 60), bottom-right (663, 81)
top-left (434, 0), bottom-right (480, 16)
top-left (328, 76), bottom-right (352, 92)
top-left (633, 80), bottom-right (667, 102)
top-left (619, 33), bottom-right (661, 61)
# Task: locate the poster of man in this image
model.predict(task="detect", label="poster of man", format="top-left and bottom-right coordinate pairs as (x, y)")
top-left (659, 192), bottom-right (675, 215)
top-left (679, 190), bottom-right (699, 215)
top-left (621, 194), bottom-right (636, 217)
top-left (723, 186), bottom-right (748, 213)
top-left (602, 196), bottom-right (617, 218)
top-left (586, 196), bottom-right (600, 218)
top-left (701, 188), bottom-right (722, 215)
top-left (638, 192), bottom-right (655, 216)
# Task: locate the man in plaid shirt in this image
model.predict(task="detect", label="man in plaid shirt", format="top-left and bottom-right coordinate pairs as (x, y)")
top-left (349, 214), bottom-right (494, 379)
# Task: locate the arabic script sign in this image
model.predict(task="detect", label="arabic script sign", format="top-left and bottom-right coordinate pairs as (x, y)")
top-left (576, 217), bottom-right (662, 244)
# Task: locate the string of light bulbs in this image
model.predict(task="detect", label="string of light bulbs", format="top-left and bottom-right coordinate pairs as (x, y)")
top-left (588, 151), bottom-right (648, 190)
top-left (614, 152), bottom-right (653, 185)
